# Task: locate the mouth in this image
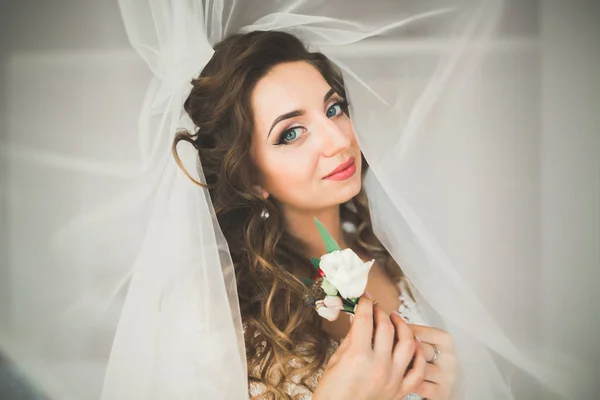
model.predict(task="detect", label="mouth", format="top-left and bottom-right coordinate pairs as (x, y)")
top-left (323, 157), bottom-right (357, 181)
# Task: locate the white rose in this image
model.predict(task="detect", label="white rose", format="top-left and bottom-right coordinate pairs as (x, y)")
top-left (319, 248), bottom-right (374, 299)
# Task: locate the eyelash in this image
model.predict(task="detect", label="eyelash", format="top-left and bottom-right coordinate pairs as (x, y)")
top-left (275, 99), bottom-right (350, 145)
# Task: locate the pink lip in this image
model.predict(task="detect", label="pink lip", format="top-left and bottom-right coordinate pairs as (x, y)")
top-left (324, 157), bottom-right (357, 181)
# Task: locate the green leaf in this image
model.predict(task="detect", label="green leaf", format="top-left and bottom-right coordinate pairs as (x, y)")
top-left (300, 277), bottom-right (314, 287)
top-left (342, 304), bottom-right (356, 313)
top-left (341, 297), bottom-right (357, 307)
top-left (313, 217), bottom-right (341, 253)
top-left (310, 257), bottom-right (321, 272)
top-left (321, 279), bottom-right (338, 296)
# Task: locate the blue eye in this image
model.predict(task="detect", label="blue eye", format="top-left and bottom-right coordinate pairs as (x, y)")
top-left (326, 100), bottom-right (349, 118)
top-left (326, 103), bottom-right (342, 118)
top-left (277, 126), bottom-right (303, 145)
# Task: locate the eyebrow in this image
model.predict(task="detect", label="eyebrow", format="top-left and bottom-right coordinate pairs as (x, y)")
top-left (267, 88), bottom-right (337, 139)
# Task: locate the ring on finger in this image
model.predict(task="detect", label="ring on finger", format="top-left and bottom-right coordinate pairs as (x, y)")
top-left (428, 344), bottom-right (440, 364)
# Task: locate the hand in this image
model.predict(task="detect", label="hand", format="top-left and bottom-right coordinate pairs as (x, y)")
top-left (313, 296), bottom-right (427, 400)
top-left (407, 325), bottom-right (459, 400)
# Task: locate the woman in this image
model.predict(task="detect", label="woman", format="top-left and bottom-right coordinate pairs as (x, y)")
top-left (2, 2), bottom-right (592, 399)
top-left (173, 30), bottom-right (459, 400)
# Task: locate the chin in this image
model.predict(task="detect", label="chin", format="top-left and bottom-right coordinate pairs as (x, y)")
top-left (334, 176), bottom-right (363, 205)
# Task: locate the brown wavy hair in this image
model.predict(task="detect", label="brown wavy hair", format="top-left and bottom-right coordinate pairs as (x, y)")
top-left (173, 31), bottom-right (407, 398)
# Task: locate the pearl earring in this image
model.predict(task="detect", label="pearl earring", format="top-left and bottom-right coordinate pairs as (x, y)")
top-left (260, 207), bottom-right (270, 220)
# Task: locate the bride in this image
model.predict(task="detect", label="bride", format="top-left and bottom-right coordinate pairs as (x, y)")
top-left (172, 30), bottom-right (458, 399)
top-left (1, 1), bottom-right (595, 399)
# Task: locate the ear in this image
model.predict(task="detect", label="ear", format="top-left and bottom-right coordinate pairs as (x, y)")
top-left (253, 185), bottom-right (269, 200)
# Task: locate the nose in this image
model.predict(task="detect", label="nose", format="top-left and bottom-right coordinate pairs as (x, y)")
top-left (318, 116), bottom-right (352, 158)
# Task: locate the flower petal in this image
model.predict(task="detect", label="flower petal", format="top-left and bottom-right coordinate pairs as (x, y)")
top-left (323, 295), bottom-right (343, 310)
top-left (316, 304), bottom-right (341, 321)
top-left (318, 249), bottom-right (375, 299)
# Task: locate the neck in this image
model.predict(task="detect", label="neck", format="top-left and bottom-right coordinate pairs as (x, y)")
top-left (281, 203), bottom-right (348, 258)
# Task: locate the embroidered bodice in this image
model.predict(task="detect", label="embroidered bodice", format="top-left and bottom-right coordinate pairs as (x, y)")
top-left (248, 279), bottom-right (428, 399)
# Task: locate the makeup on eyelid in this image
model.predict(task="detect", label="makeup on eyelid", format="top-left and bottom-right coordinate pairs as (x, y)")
top-left (274, 99), bottom-right (349, 145)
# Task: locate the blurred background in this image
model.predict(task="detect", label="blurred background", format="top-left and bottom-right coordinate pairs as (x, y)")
top-left (0, 1), bottom-right (598, 398)
top-left (0, 1), bottom-right (150, 398)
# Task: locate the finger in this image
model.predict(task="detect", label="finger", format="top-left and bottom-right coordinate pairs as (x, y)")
top-left (400, 338), bottom-right (427, 394)
top-left (336, 335), bottom-right (351, 354)
top-left (327, 339), bottom-right (348, 366)
top-left (390, 312), bottom-right (417, 376)
top-left (417, 335), bottom-right (460, 372)
top-left (408, 324), bottom-right (454, 351)
top-left (348, 295), bottom-right (375, 350)
top-left (414, 381), bottom-right (440, 400)
top-left (373, 304), bottom-right (394, 358)
top-left (422, 362), bottom-right (444, 384)
top-left (418, 341), bottom-right (436, 364)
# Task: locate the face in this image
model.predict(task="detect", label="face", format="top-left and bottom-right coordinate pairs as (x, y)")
top-left (250, 61), bottom-right (362, 213)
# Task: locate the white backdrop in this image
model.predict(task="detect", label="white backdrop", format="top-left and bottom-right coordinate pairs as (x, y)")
top-left (0, 1), bottom-right (598, 398)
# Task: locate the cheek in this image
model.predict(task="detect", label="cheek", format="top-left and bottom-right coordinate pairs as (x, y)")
top-left (345, 120), bottom-right (359, 146)
top-left (261, 148), bottom-right (319, 201)
top-left (342, 119), bottom-right (362, 165)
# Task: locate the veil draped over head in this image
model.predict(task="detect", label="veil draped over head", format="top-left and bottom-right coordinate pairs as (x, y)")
top-left (1, 0), bottom-right (598, 399)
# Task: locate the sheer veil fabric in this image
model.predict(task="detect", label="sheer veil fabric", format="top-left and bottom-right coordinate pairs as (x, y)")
top-left (1, 0), bottom-right (597, 399)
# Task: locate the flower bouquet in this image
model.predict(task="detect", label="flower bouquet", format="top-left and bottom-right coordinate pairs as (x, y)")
top-left (302, 217), bottom-right (375, 321)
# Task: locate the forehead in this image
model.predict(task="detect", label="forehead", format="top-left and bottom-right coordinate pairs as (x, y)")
top-left (251, 61), bottom-right (330, 121)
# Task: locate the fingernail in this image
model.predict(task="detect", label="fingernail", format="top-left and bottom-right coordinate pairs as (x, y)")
top-left (364, 291), bottom-right (372, 299)
top-left (349, 314), bottom-right (354, 324)
top-left (415, 336), bottom-right (421, 343)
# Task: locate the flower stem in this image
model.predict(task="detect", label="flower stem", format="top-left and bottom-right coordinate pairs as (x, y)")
top-left (342, 304), bottom-right (356, 313)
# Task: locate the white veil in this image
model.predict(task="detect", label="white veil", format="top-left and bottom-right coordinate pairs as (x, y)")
top-left (1, 0), bottom-right (598, 399)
